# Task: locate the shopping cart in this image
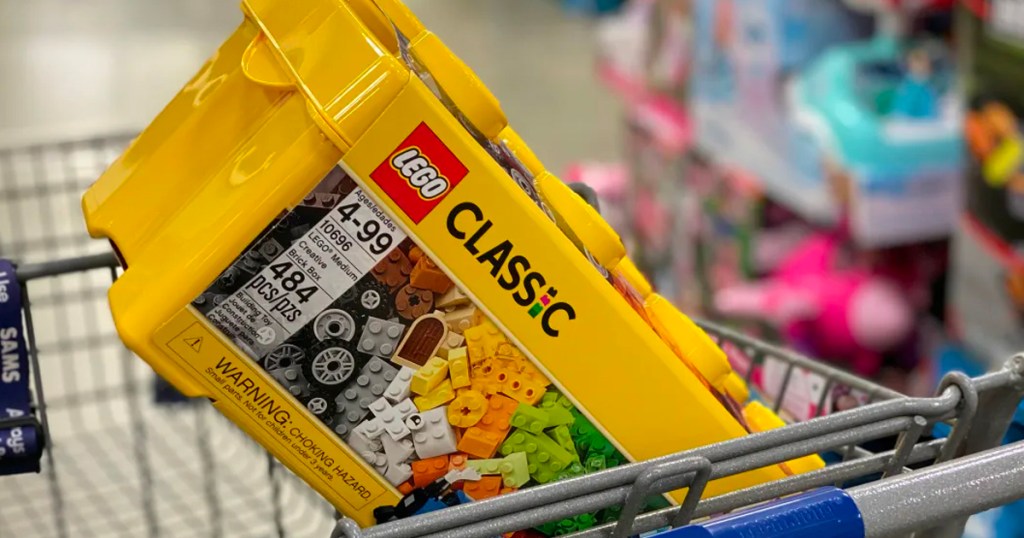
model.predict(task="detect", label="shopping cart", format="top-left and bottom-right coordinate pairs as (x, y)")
top-left (2, 134), bottom-right (1024, 538)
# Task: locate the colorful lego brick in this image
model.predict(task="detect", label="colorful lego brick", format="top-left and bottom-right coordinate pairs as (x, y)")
top-left (548, 425), bottom-right (578, 462)
top-left (448, 349), bottom-right (471, 389)
top-left (394, 313), bottom-right (448, 369)
top-left (357, 316), bottom-right (405, 357)
top-left (384, 367), bottom-right (415, 403)
top-left (411, 455), bottom-right (451, 488)
top-left (398, 480), bottom-right (415, 495)
top-left (462, 475), bottom-right (502, 501)
top-left (506, 530), bottom-right (546, 538)
top-left (509, 404), bottom-right (550, 434)
top-left (410, 357), bottom-right (449, 395)
top-left (413, 379), bottom-right (455, 411)
top-left (382, 435), bottom-right (416, 466)
top-left (438, 332), bottom-right (466, 358)
top-left (443, 305), bottom-right (477, 335)
top-left (500, 374), bottom-right (547, 405)
top-left (447, 389), bottom-right (487, 428)
top-left (553, 462), bottom-right (585, 482)
top-left (384, 462), bottom-right (413, 486)
top-left (469, 360), bottom-right (505, 395)
top-left (538, 403), bottom-right (574, 427)
top-left (457, 427), bottom-right (505, 459)
top-left (476, 394), bottom-right (518, 433)
top-left (463, 320), bottom-right (505, 363)
top-left (500, 430), bottom-right (576, 484)
top-left (541, 391), bottom-right (574, 410)
top-left (371, 249), bottom-right (413, 290)
top-left (448, 453), bottom-right (469, 471)
top-left (464, 458), bottom-right (504, 475)
top-left (407, 406), bottom-right (458, 459)
top-left (584, 455), bottom-right (607, 474)
top-left (436, 286), bottom-right (470, 309)
top-left (500, 452), bottom-right (530, 488)
top-left (368, 397), bottom-right (411, 441)
top-left (409, 255), bottom-right (453, 294)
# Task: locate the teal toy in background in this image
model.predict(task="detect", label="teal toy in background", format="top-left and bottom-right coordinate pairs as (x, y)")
top-left (791, 36), bottom-right (963, 247)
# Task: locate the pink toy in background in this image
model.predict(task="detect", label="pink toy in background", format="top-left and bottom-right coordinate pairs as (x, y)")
top-left (715, 232), bottom-right (915, 376)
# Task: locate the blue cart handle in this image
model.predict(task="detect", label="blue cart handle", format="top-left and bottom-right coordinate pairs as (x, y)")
top-left (651, 487), bottom-right (864, 538)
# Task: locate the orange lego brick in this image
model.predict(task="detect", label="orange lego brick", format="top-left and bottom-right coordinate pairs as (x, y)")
top-left (449, 453), bottom-right (470, 470)
top-left (411, 455), bottom-right (451, 488)
top-left (457, 427), bottom-right (505, 459)
top-left (410, 255), bottom-right (454, 294)
top-left (463, 475), bottom-right (502, 501)
top-left (398, 480), bottom-right (415, 495)
top-left (476, 394), bottom-right (518, 433)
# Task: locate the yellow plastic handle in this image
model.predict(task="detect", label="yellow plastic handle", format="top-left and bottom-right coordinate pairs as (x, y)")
top-left (535, 171), bottom-right (626, 270)
top-left (241, 32), bottom-right (295, 88)
top-left (644, 293), bottom-right (731, 391)
top-left (407, 32), bottom-right (508, 140)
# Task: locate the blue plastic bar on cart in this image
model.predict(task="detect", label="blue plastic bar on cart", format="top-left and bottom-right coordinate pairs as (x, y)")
top-left (649, 487), bottom-right (865, 538)
top-left (0, 259), bottom-right (43, 475)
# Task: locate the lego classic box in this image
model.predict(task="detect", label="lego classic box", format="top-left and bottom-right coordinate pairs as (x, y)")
top-left (82, 0), bottom-right (807, 528)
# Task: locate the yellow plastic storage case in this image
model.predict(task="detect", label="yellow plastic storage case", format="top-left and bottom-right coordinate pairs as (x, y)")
top-left (83, 0), bottom-right (816, 527)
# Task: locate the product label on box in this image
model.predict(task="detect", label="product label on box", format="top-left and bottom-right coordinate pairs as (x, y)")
top-left (852, 167), bottom-right (961, 247)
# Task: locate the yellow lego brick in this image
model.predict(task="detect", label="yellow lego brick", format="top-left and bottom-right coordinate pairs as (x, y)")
top-left (448, 389), bottom-right (487, 427)
top-left (500, 374), bottom-right (547, 405)
top-left (464, 321), bottom-right (506, 365)
top-left (438, 332), bottom-right (466, 358)
top-left (411, 357), bottom-right (449, 396)
top-left (449, 348), bottom-right (471, 389)
top-left (414, 379), bottom-right (456, 411)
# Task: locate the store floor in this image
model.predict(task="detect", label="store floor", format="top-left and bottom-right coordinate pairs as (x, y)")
top-left (0, 0), bottom-right (622, 171)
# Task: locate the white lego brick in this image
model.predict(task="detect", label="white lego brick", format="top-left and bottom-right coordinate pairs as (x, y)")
top-left (369, 397), bottom-right (391, 417)
top-left (382, 435), bottom-right (416, 466)
top-left (393, 398), bottom-right (418, 421)
top-left (384, 462), bottom-right (413, 486)
top-left (407, 406), bottom-right (458, 459)
top-left (347, 428), bottom-right (382, 453)
top-left (445, 468), bottom-right (482, 484)
top-left (384, 367), bottom-right (415, 403)
top-left (353, 417), bottom-right (385, 440)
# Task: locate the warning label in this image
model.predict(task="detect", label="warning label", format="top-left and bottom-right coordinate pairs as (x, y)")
top-left (159, 318), bottom-right (386, 511)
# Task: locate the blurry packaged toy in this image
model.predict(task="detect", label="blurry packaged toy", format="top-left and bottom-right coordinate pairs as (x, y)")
top-left (950, 0), bottom-right (1024, 366)
top-left (81, 0), bottom-right (815, 528)
top-left (693, 0), bottom-right (963, 247)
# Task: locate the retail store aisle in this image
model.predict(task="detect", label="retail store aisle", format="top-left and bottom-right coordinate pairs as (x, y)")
top-left (0, 0), bottom-right (620, 172)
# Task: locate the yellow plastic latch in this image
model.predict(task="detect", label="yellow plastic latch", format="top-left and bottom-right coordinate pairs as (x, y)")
top-left (644, 293), bottom-right (731, 390)
top-left (535, 171), bottom-right (626, 270)
top-left (499, 127), bottom-right (545, 176)
top-left (367, 0), bottom-right (427, 41)
top-left (614, 256), bottom-right (653, 300)
top-left (723, 372), bottom-right (749, 403)
top-left (241, 32), bottom-right (295, 88)
top-left (407, 32), bottom-right (507, 140)
top-left (743, 401), bottom-right (825, 474)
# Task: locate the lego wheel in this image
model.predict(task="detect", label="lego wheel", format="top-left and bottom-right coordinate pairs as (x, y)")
top-left (311, 347), bottom-right (356, 386)
top-left (307, 397), bottom-right (329, 416)
top-left (313, 309), bottom-right (357, 342)
top-left (264, 344), bottom-right (305, 371)
top-left (338, 278), bottom-right (394, 319)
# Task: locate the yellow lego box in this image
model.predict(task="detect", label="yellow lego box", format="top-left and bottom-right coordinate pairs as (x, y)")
top-left (83, 0), bottom-right (815, 528)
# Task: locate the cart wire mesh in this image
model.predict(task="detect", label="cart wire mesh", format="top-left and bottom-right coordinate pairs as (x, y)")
top-left (0, 135), bottom-right (334, 538)
top-left (2, 135), bottom-right (1024, 538)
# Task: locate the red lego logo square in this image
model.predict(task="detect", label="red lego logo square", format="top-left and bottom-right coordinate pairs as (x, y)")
top-left (370, 123), bottom-right (469, 224)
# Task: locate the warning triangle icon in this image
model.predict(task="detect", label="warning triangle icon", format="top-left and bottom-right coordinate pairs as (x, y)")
top-left (184, 336), bottom-right (203, 353)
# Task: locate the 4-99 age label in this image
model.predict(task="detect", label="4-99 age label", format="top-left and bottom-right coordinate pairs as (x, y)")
top-left (202, 170), bottom-right (406, 358)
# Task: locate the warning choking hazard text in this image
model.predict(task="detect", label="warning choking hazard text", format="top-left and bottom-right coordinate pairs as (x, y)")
top-left (159, 318), bottom-right (385, 510)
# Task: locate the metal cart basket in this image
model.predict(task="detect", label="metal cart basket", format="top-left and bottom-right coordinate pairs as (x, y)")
top-left (2, 135), bottom-right (1024, 538)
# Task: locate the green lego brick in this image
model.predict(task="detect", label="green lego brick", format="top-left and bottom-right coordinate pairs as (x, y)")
top-left (584, 454), bottom-right (607, 473)
top-left (598, 504), bottom-right (622, 524)
top-left (554, 461), bottom-right (585, 482)
top-left (573, 513), bottom-right (597, 531)
top-left (509, 403), bottom-right (550, 434)
top-left (465, 458), bottom-right (504, 475)
top-left (500, 451), bottom-right (530, 488)
top-left (500, 429), bottom-right (575, 483)
top-left (538, 401), bottom-right (574, 427)
top-left (548, 425), bottom-right (579, 462)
